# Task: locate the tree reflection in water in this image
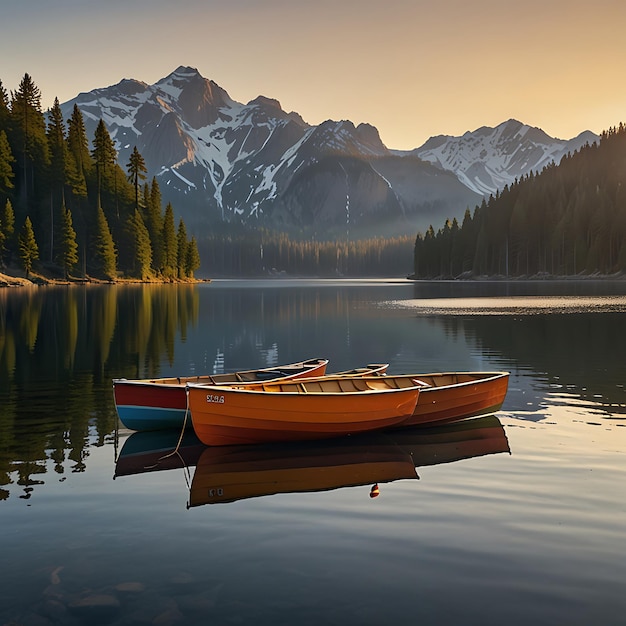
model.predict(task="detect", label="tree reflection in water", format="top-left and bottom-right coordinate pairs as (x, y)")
top-left (0, 285), bottom-right (199, 500)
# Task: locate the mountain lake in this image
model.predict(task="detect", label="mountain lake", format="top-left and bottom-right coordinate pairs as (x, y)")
top-left (1, 278), bottom-right (625, 625)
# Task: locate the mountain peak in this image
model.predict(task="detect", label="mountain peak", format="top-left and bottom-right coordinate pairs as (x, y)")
top-left (170, 65), bottom-right (202, 79)
top-left (248, 95), bottom-right (283, 111)
top-left (416, 120), bottom-right (598, 196)
top-left (153, 67), bottom-right (232, 128)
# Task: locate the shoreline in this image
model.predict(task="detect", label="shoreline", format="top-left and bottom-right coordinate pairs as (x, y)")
top-left (406, 272), bottom-right (626, 282)
top-left (0, 269), bottom-right (210, 288)
top-left (3, 267), bottom-right (625, 287)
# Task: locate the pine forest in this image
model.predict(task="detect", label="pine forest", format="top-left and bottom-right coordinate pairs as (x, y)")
top-left (3, 73), bottom-right (624, 281)
top-left (0, 73), bottom-right (416, 280)
top-left (412, 126), bottom-right (626, 279)
top-left (0, 74), bottom-right (200, 281)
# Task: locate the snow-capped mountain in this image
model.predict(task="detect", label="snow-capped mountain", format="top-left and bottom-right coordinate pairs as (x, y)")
top-left (60, 66), bottom-right (480, 237)
top-left (60, 67), bottom-right (597, 237)
top-left (411, 120), bottom-right (598, 196)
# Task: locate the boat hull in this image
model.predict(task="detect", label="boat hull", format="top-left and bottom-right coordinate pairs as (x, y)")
top-left (188, 378), bottom-right (421, 446)
top-left (113, 358), bottom-right (328, 431)
top-left (399, 372), bottom-right (510, 427)
top-left (114, 386), bottom-right (189, 431)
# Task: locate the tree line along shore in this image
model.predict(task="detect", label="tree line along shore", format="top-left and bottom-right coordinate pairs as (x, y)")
top-left (1, 74), bottom-right (200, 284)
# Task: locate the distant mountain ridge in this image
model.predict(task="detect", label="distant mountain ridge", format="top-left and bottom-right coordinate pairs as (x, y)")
top-left (410, 120), bottom-right (597, 196)
top-left (60, 67), bottom-right (598, 237)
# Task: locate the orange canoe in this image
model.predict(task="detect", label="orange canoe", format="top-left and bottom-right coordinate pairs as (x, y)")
top-left (113, 358), bottom-right (328, 431)
top-left (395, 371), bottom-right (510, 427)
top-left (187, 375), bottom-right (421, 446)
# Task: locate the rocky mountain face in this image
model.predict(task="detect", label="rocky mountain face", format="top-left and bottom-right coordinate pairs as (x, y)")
top-left (411, 120), bottom-right (598, 196)
top-left (60, 67), bottom-right (597, 238)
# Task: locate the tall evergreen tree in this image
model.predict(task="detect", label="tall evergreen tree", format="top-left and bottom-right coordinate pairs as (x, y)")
top-left (141, 182), bottom-right (150, 219)
top-left (59, 205), bottom-right (79, 278)
top-left (9, 73), bottom-right (49, 210)
top-left (91, 119), bottom-right (117, 214)
top-left (126, 145), bottom-right (147, 213)
top-left (66, 104), bottom-right (90, 199)
top-left (46, 98), bottom-right (68, 200)
top-left (93, 205), bottom-right (117, 280)
top-left (0, 79), bottom-right (9, 131)
top-left (18, 215), bottom-right (39, 277)
top-left (46, 97), bottom-right (70, 262)
top-left (126, 208), bottom-right (152, 279)
top-left (0, 198), bottom-right (15, 265)
top-left (146, 177), bottom-right (164, 271)
top-left (185, 236), bottom-right (201, 278)
top-left (176, 218), bottom-right (188, 278)
top-left (0, 130), bottom-right (15, 196)
top-left (162, 202), bottom-right (177, 277)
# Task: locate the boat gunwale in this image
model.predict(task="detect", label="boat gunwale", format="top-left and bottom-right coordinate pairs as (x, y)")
top-left (186, 377), bottom-right (423, 397)
top-left (112, 358), bottom-right (329, 387)
top-left (412, 371), bottom-right (509, 390)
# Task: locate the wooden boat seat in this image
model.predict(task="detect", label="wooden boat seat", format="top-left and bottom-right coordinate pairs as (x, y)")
top-left (350, 379), bottom-right (370, 392)
top-left (339, 379), bottom-right (357, 392)
top-left (366, 379), bottom-right (395, 390)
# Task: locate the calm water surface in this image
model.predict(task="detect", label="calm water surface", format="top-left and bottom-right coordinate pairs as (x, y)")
top-left (1, 279), bottom-right (625, 625)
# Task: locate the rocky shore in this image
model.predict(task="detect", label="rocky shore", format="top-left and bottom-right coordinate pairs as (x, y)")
top-left (0, 269), bottom-right (209, 287)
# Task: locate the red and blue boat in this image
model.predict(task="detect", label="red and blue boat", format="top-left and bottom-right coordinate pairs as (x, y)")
top-left (113, 358), bottom-right (328, 432)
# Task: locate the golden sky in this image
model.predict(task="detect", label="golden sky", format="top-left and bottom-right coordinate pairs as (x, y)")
top-left (3, 0), bottom-right (626, 149)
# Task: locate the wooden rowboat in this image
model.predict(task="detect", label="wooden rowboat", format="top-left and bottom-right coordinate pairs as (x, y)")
top-left (187, 375), bottom-right (422, 446)
top-left (113, 358), bottom-right (328, 432)
top-left (188, 414), bottom-right (508, 507)
top-left (396, 371), bottom-right (510, 427)
top-left (240, 369), bottom-right (509, 428)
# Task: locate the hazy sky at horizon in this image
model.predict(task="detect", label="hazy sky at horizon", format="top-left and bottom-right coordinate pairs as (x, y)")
top-left (2, 0), bottom-right (626, 149)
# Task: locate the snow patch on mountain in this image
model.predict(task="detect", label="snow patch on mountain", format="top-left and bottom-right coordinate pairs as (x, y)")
top-left (58, 67), bottom-right (598, 237)
top-left (413, 119), bottom-right (598, 195)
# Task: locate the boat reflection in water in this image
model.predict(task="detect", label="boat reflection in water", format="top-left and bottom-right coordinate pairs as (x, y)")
top-left (188, 415), bottom-right (510, 507)
top-left (114, 416), bottom-right (510, 505)
top-left (114, 429), bottom-right (205, 478)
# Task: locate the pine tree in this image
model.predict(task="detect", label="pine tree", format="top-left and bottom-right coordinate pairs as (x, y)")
top-left (66, 104), bottom-right (91, 198)
top-left (9, 73), bottom-right (49, 208)
top-left (146, 177), bottom-right (164, 272)
top-left (59, 205), bottom-right (79, 278)
top-left (18, 216), bottom-right (39, 277)
top-left (46, 97), bottom-right (70, 262)
top-left (93, 205), bottom-right (117, 280)
top-left (91, 119), bottom-right (117, 214)
top-left (126, 146), bottom-right (147, 213)
top-left (185, 236), bottom-right (201, 278)
top-left (176, 218), bottom-right (188, 278)
top-left (162, 203), bottom-right (177, 277)
top-left (0, 130), bottom-right (15, 196)
top-left (142, 182), bottom-right (150, 219)
top-left (0, 79), bottom-right (9, 131)
top-left (127, 208), bottom-right (152, 279)
top-left (0, 198), bottom-right (15, 266)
